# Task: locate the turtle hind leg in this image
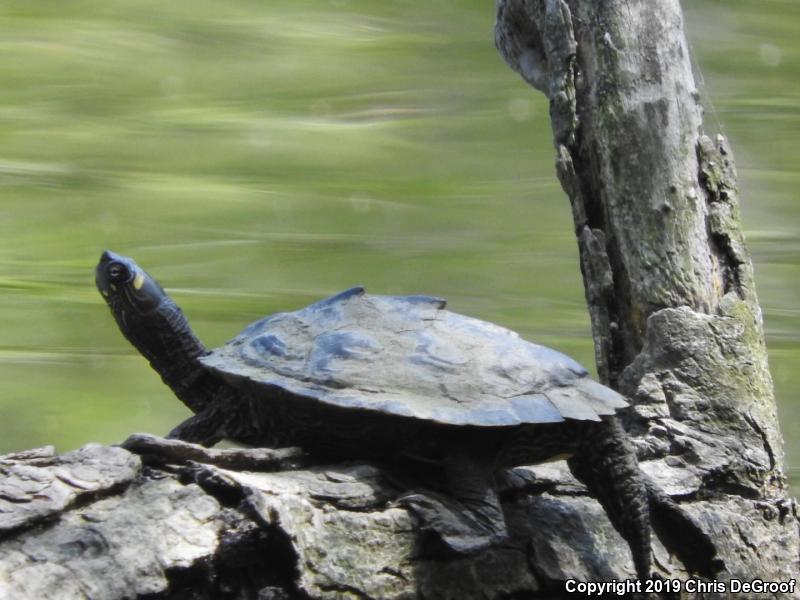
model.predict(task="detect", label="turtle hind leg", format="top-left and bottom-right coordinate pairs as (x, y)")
top-left (398, 447), bottom-right (508, 554)
top-left (568, 417), bottom-right (652, 580)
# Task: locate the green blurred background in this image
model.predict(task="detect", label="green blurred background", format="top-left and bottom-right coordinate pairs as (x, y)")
top-left (0, 0), bottom-right (797, 494)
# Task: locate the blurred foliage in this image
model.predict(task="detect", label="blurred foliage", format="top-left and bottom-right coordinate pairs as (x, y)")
top-left (0, 0), bottom-right (797, 493)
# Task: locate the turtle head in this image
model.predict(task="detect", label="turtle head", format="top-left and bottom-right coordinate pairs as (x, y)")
top-left (96, 250), bottom-right (214, 414)
top-left (96, 250), bottom-right (166, 315)
top-left (96, 250), bottom-right (178, 364)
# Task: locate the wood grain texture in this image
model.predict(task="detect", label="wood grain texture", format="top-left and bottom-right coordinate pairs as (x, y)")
top-left (496, 0), bottom-right (798, 591)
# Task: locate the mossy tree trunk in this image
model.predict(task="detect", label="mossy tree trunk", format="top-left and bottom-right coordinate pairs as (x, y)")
top-left (495, 0), bottom-right (798, 585)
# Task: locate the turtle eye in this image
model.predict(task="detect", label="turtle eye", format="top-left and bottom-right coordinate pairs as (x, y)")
top-left (107, 261), bottom-right (129, 282)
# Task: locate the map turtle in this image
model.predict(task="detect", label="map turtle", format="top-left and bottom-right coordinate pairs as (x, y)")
top-left (96, 250), bottom-right (718, 579)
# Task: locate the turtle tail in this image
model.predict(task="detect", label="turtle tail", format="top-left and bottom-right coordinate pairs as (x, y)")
top-left (568, 417), bottom-right (651, 580)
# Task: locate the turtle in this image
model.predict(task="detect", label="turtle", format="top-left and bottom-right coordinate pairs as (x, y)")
top-left (96, 250), bottom-right (719, 580)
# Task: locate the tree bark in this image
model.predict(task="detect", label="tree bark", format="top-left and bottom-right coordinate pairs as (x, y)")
top-left (1, 2), bottom-right (797, 599)
top-left (495, 0), bottom-right (798, 588)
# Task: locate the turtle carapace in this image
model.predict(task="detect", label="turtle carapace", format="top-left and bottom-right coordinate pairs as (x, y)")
top-left (96, 250), bottom-right (719, 580)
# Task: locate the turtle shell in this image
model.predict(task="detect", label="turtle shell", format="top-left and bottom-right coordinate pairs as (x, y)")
top-left (200, 287), bottom-right (627, 427)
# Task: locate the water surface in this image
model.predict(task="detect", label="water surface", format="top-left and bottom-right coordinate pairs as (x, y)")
top-left (0, 0), bottom-right (797, 493)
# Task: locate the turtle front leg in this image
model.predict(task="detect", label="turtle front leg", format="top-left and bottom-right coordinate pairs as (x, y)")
top-left (398, 446), bottom-right (508, 553)
top-left (167, 404), bottom-right (226, 447)
top-left (567, 417), bottom-right (652, 581)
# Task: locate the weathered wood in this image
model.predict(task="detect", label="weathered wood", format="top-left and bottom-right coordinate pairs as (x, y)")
top-left (495, 0), bottom-right (798, 591)
top-left (3, 436), bottom-right (777, 599)
top-left (0, 438), bottom-right (561, 599)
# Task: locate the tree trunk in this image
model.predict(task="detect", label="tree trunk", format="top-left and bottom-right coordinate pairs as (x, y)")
top-left (495, 0), bottom-right (798, 587)
top-left (1, 2), bottom-right (797, 599)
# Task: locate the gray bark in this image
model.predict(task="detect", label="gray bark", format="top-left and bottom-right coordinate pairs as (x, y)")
top-left (495, 0), bottom-right (798, 589)
top-left (1, 1), bottom-right (797, 599)
top-left (0, 436), bottom-right (551, 599)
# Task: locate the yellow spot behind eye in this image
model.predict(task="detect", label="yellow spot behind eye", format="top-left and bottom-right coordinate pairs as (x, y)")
top-left (133, 272), bottom-right (145, 290)
top-left (110, 283), bottom-right (117, 291)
